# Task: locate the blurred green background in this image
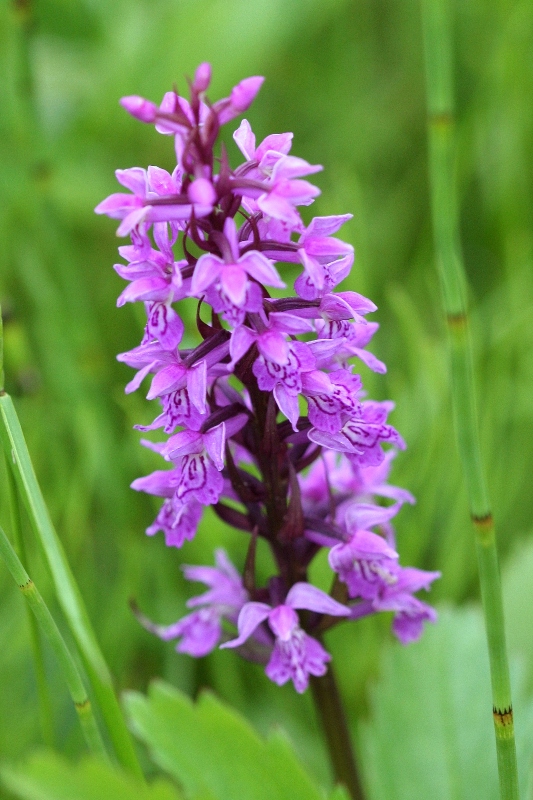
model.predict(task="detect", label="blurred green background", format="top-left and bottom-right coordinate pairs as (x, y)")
top-left (1, 0), bottom-right (533, 791)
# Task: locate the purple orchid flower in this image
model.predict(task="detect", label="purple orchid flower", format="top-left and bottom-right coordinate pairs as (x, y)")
top-left (233, 119), bottom-right (293, 165)
top-left (351, 566), bottom-right (441, 644)
top-left (191, 218), bottom-right (285, 327)
top-left (270, 214), bottom-right (355, 293)
top-left (328, 504), bottom-right (401, 599)
top-left (222, 583), bottom-right (350, 693)
top-left (100, 65), bottom-right (440, 693)
top-left (161, 424), bottom-right (227, 506)
top-left (130, 467), bottom-right (203, 546)
top-left (137, 549), bottom-right (247, 656)
top-left (309, 400), bottom-right (405, 467)
top-left (95, 165), bottom-right (214, 238)
top-left (302, 368), bottom-right (362, 434)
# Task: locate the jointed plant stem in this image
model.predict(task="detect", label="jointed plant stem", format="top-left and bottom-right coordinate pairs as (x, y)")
top-left (0, 523), bottom-right (107, 757)
top-left (421, 1), bottom-right (518, 797)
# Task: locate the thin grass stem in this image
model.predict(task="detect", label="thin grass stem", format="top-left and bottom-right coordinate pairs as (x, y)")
top-left (0, 523), bottom-right (107, 757)
top-left (0, 310), bottom-right (143, 778)
top-left (5, 456), bottom-right (55, 747)
top-left (421, 1), bottom-right (519, 797)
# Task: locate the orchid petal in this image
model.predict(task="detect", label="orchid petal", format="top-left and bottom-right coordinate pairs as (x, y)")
top-left (192, 254), bottom-right (223, 295)
top-left (267, 605), bottom-right (298, 640)
top-left (240, 251), bottom-right (285, 288)
top-left (220, 602), bottom-right (272, 648)
top-left (286, 583), bottom-right (351, 616)
top-left (187, 361), bottom-right (207, 414)
top-left (345, 502), bottom-right (401, 533)
top-left (233, 119), bottom-right (256, 160)
top-left (204, 423), bottom-right (226, 471)
top-left (221, 265), bottom-right (248, 306)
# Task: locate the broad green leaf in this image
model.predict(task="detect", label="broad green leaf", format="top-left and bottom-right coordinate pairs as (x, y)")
top-left (360, 606), bottom-right (533, 800)
top-left (0, 751), bottom-right (183, 800)
top-left (125, 680), bottom-right (340, 800)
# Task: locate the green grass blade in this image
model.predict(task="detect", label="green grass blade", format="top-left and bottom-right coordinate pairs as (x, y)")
top-left (0, 392), bottom-right (143, 778)
top-left (5, 455), bottom-right (55, 747)
top-left (0, 523), bottom-right (107, 757)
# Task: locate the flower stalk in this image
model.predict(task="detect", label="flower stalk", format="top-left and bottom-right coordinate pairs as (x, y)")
top-left (310, 664), bottom-right (364, 800)
top-left (421, 1), bottom-right (519, 797)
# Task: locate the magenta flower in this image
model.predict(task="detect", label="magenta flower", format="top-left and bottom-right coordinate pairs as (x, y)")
top-left (351, 566), bottom-right (441, 644)
top-left (302, 369), bottom-right (362, 434)
top-left (309, 400), bottom-right (405, 467)
top-left (233, 119), bottom-right (293, 168)
top-left (191, 218), bottom-right (285, 326)
top-left (95, 165), bottom-right (214, 238)
top-left (138, 549), bottom-right (247, 656)
top-left (147, 496), bottom-right (203, 548)
top-left (161, 425), bottom-right (227, 506)
top-left (328, 504), bottom-right (401, 599)
top-left (222, 583), bottom-right (350, 693)
top-left (99, 65), bottom-right (439, 692)
top-left (276, 214), bottom-right (355, 294)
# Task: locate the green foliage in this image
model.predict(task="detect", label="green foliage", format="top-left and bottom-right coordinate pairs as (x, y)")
top-left (0, 752), bottom-right (183, 800)
top-left (125, 680), bottom-right (348, 800)
top-left (0, 689), bottom-right (352, 800)
top-left (0, 0), bottom-right (532, 795)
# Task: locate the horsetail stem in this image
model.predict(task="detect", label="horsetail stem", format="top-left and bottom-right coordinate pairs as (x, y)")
top-left (421, 2), bottom-right (519, 796)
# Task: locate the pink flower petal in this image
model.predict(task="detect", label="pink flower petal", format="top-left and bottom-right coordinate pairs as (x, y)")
top-left (233, 119), bottom-right (256, 160)
top-left (191, 254), bottom-right (223, 295)
top-left (220, 602), bottom-right (272, 648)
top-left (116, 167), bottom-right (147, 195)
top-left (204, 423), bottom-right (226, 471)
top-left (268, 605), bottom-right (298, 640)
top-left (286, 583), bottom-right (351, 616)
top-left (241, 251), bottom-right (285, 288)
top-left (220, 265), bottom-right (248, 306)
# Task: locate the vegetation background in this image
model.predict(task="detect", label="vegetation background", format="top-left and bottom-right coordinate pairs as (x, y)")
top-left (1, 0), bottom-right (533, 797)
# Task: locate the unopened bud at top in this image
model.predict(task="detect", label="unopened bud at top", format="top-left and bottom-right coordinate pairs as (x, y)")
top-left (193, 62), bottom-right (212, 93)
top-left (120, 95), bottom-right (158, 123)
top-left (231, 76), bottom-right (264, 112)
top-left (215, 76), bottom-right (265, 125)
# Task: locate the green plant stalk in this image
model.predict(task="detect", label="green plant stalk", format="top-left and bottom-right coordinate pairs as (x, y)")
top-left (0, 391), bottom-right (143, 777)
top-left (0, 523), bottom-right (107, 757)
top-left (310, 661), bottom-right (364, 800)
top-left (421, 1), bottom-right (518, 797)
top-left (5, 456), bottom-right (55, 747)
top-left (0, 306), bottom-right (141, 776)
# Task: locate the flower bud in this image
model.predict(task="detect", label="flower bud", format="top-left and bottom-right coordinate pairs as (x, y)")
top-left (120, 95), bottom-right (158, 123)
top-left (193, 62), bottom-right (212, 93)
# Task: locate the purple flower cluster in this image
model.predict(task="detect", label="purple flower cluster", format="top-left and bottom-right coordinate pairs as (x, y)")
top-left (97, 65), bottom-right (439, 693)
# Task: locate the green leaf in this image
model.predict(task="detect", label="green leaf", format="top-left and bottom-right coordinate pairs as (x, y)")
top-left (359, 606), bottom-right (533, 800)
top-left (125, 680), bottom-right (331, 800)
top-left (0, 751), bottom-right (183, 800)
